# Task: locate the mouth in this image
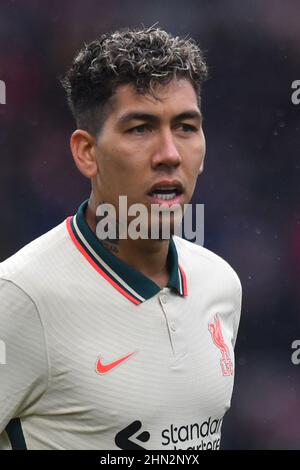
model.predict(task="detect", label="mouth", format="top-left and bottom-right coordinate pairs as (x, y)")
top-left (146, 181), bottom-right (184, 205)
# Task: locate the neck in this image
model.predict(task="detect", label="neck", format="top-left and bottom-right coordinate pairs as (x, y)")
top-left (85, 197), bottom-right (170, 289)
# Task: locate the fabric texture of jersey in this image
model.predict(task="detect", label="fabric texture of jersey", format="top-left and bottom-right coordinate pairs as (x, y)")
top-left (0, 201), bottom-right (242, 450)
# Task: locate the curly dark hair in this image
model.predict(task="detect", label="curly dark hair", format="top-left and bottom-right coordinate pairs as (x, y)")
top-left (61, 25), bottom-right (208, 136)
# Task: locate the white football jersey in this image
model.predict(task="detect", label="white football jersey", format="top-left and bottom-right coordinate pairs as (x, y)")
top-left (0, 201), bottom-right (242, 450)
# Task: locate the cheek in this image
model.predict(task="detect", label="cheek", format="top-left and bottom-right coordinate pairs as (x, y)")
top-left (101, 140), bottom-right (149, 172)
top-left (96, 150), bottom-right (144, 196)
top-left (188, 137), bottom-right (206, 173)
top-left (194, 133), bottom-right (206, 173)
top-left (198, 129), bottom-right (206, 158)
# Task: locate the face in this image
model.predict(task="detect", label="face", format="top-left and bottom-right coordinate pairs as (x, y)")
top-left (92, 78), bottom-right (206, 233)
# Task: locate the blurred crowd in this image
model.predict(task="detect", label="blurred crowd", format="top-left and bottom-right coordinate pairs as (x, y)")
top-left (0, 0), bottom-right (299, 449)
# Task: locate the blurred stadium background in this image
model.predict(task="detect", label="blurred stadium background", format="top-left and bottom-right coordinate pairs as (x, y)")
top-left (0, 0), bottom-right (299, 449)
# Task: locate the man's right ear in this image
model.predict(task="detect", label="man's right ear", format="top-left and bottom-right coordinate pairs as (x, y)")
top-left (70, 129), bottom-right (98, 178)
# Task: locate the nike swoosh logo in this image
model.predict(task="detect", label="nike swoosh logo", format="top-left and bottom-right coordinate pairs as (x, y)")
top-left (96, 351), bottom-right (136, 374)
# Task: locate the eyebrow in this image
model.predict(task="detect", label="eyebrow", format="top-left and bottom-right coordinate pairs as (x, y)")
top-left (117, 110), bottom-right (202, 126)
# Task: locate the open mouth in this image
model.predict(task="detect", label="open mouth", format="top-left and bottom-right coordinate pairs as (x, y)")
top-left (148, 187), bottom-right (183, 201)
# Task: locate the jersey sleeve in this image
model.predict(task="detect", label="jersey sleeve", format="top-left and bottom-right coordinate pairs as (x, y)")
top-left (0, 278), bottom-right (49, 443)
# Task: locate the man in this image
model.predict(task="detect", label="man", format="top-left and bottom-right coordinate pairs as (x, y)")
top-left (0, 26), bottom-right (242, 450)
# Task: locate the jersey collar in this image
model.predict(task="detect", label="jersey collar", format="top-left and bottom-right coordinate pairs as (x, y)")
top-left (66, 200), bottom-right (188, 305)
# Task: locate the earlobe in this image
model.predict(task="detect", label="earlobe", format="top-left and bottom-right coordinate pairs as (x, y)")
top-left (70, 129), bottom-right (98, 178)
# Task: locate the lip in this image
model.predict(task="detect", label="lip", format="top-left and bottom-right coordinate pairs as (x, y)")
top-left (147, 179), bottom-right (184, 194)
top-left (146, 179), bottom-right (185, 207)
top-left (146, 192), bottom-right (185, 207)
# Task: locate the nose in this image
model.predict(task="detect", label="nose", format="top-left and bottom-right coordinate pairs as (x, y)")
top-left (151, 130), bottom-right (182, 169)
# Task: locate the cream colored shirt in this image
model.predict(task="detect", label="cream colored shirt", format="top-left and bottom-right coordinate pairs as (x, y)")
top-left (0, 201), bottom-right (242, 450)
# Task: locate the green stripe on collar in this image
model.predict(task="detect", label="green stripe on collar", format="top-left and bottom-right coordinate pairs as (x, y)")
top-left (70, 200), bottom-right (186, 303)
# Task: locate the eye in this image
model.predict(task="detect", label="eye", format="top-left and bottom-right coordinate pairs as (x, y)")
top-left (127, 124), bottom-right (151, 135)
top-left (177, 123), bottom-right (198, 133)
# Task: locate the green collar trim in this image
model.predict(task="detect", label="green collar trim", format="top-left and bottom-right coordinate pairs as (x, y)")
top-left (67, 200), bottom-right (187, 304)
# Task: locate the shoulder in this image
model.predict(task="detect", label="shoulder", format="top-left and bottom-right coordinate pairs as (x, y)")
top-left (173, 236), bottom-right (242, 294)
top-left (0, 220), bottom-right (69, 292)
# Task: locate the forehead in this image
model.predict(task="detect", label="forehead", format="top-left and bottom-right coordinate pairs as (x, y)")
top-left (108, 79), bottom-right (200, 120)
